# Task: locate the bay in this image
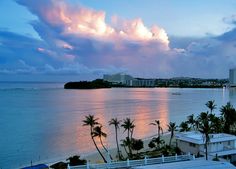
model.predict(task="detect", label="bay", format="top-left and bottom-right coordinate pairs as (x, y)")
top-left (0, 82), bottom-right (235, 168)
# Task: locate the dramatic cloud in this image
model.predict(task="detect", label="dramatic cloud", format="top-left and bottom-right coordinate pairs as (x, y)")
top-left (0, 0), bottom-right (236, 80)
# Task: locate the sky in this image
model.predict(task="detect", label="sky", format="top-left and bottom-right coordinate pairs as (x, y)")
top-left (0, 0), bottom-right (236, 81)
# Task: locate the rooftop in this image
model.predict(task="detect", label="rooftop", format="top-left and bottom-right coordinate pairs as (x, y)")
top-left (175, 131), bottom-right (236, 145)
top-left (134, 158), bottom-right (235, 169)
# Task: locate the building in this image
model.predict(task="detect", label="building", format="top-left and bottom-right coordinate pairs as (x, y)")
top-left (176, 131), bottom-right (236, 162)
top-left (229, 68), bottom-right (236, 87)
top-left (103, 74), bottom-right (155, 87)
top-left (103, 73), bottom-right (134, 85)
top-left (129, 78), bottom-right (155, 87)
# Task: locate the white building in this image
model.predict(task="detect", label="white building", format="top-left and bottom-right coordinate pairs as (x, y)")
top-left (229, 68), bottom-right (236, 87)
top-left (103, 73), bottom-right (133, 85)
top-left (103, 74), bottom-right (155, 87)
top-left (176, 131), bottom-right (236, 161)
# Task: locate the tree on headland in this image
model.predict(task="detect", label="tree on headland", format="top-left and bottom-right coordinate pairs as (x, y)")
top-left (167, 122), bottom-right (178, 146)
top-left (82, 115), bottom-right (107, 163)
top-left (109, 118), bottom-right (122, 160)
top-left (205, 100), bottom-right (217, 114)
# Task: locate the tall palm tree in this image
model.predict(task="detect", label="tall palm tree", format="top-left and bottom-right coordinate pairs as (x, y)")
top-left (109, 118), bottom-right (122, 160)
top-left (197, 112), bottom-right (211, 160)
top-left (121, 118), bottom-right (135, 157)
top-left (93, 125), bottom-right (113, 160)
top-left (220, 102), bottom-right (236, 134)
top-left (150, 120), bottom-right (163, 138)
top-left (167, 122), bottom-right (178, 146)
top-left (209, 114), bottom-right (223, 133)
top-left (92, 126), bottom-right (108, 152)
top-left (205, 100), bottom-right (217, 114)
top-left (121, 118), bottom-right (135, 139)
top-left (82, 115), bottom-right (107, 163)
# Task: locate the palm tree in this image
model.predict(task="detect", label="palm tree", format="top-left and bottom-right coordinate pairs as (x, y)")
top-left (209, 114), bottom-right (223, 133)
top-left (179, 121), bottom-right (191, 132)
top-left (187, 114), bottom-right (196, 130)
top-left (167, 122), bottom-right (178, 146)
top-left (82, 115), bottom-right (107, 163)
top-left (92, 126), bottom-right (108, 151)
top-left (121, 118), bottom-right (135, 139)
top-left (121, 118), bottom-right (135, 157)
top-left (220, 102), bottom-right (236, 134)
top-left (109, 118), bottom-right (122, 160)
top-left (197, 112), bottom-right (211, 160)
top-left (93, 125), bottom-right (113, 160)
top-left (150, 120), bottom-right (163, 138)
top-left (205, 100), bottom-right (217, 114)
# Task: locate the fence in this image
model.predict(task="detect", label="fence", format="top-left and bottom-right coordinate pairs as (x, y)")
top-left (69, 153), bottom-right (195, 169)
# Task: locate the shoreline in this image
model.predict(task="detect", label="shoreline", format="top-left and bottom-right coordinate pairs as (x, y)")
top-left (24, 132), bottom-right (172, 168)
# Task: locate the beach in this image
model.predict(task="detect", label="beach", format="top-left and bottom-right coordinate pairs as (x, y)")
top-left (42, 132), bottom-right (172, 168)
top-left (1, 85), bottom-right (235, 168)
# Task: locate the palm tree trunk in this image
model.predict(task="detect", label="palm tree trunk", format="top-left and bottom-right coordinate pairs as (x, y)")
top-left (127, 129), bottom-right (132, 157)
top-left (123, 145), bottom-right (129, 156)
top-left (99, 137), bottom-right (113, 160)
top-left (205, 139), bottom-right (208, 160)
top-left (92, 136), bottom-right (107, 163)
top-left (169, 137), bottom-right (172, 146)
top-left (115, 128), bottom-right (122, 160)
top-left (90, 127), bottom-right (107, 163)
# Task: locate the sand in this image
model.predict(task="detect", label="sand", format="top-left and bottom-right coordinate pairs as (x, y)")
top-left (82, 132), bottom-right (172, 163)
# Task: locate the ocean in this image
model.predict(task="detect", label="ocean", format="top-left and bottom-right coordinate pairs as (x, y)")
top-left (0, 82), bottom-right (235, 168)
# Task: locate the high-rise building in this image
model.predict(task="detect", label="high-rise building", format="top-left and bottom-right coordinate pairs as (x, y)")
top-left (229, 68), bottom-right (236, 87)
top-left (103, 73), bottom-right (155, 87)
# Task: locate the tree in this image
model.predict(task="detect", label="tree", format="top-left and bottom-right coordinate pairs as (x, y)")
top-left (67, 155), bottom-right (86, 166)
top-left (179, 121), bottom-right (191, 132)
top-left (92, 125), bottom-right (113, 160)
top-left (205, 100), bottom-right (217, 114)
top-left (167, 122), bottom-right (178, 146)
top-left (209, 114), bottom-right (223, 133)
top-left (148, 136), bottom-right (165, 150)
top-left (197, 112), bottom-right (211, 160)
top-left (109, 118), bottom-right (122, 160)
top-left (187, 114), bottom-right (196, 130)
top-left (131, 139), bottom-right (144, 153)
top-left (82, 115), bottom-right (107, 163)
top-left (150, 120), bottom-right (163, 138)
top-left (220, 102), bottom-right (236, 134)
top-left (121, 118), bottom-right (135, 157)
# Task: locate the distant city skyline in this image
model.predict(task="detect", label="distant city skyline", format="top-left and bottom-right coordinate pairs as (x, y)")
top-left (1, 0), bottom-right (236, 81)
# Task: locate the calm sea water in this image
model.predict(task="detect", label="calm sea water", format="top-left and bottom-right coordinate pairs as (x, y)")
top-left (0, 82), bottom-right (236, 169)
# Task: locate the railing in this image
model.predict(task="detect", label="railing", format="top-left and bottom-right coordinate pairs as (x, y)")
top-left (69, 153), bottom-right (195, 169)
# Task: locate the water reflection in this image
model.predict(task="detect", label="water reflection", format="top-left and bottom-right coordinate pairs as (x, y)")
top-left (2, 87), bottom-right (234, 168)
top-left (229, 88), bottom-right (236, 106)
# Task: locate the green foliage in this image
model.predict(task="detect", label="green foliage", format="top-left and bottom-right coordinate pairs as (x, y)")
top-left (131, 138), bottom-right (144, 153)
top-left (148, 141), bottom-right (156, 149)
top-left (148, 137), bottom-right (165, 150)
top-left (220, 102), bottom-right (236, 134)
top-left (64, 79), bottom-right (112, 89)
top-left (179, 121), bottom-right (191, 132)
top-left (66, 155), bottom-right (86, 166)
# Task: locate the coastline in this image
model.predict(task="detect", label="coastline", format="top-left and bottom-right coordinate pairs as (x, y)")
top-left (30, 132), bottom-right (172, 168)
